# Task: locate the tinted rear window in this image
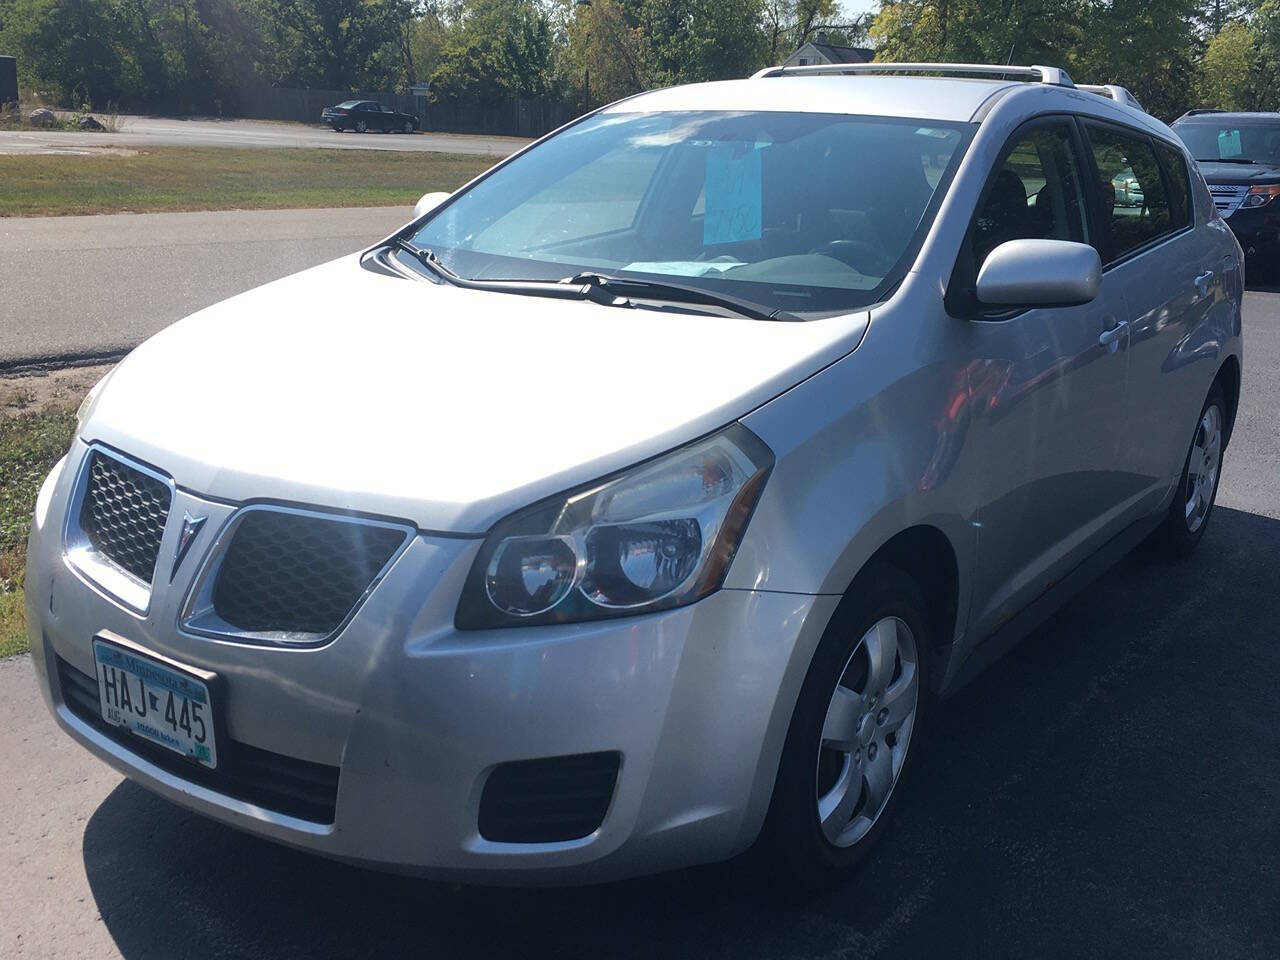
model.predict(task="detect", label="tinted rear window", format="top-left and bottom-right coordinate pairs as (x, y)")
top-left (1084, 122), bottom-right (1175, 263)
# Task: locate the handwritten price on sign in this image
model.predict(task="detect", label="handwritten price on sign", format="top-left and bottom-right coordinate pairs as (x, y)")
top-left (704, 144), bottom-right (763, 246)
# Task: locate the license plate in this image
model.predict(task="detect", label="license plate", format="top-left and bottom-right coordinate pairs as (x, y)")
top-left (93, 638), bottom-right (218, 769)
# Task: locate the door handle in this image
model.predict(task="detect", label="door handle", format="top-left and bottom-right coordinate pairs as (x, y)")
top-left (1194, 270), bottom-right (1214, 295)
top-left (1099, 319), bottom-right (1129, 352)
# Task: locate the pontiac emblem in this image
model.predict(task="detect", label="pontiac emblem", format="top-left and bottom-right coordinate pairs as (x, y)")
top-left (170, 512), bottom-right (207, 581)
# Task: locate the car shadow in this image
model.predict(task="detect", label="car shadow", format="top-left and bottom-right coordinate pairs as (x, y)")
top-left (82, 505), bottom-right (1280, 960)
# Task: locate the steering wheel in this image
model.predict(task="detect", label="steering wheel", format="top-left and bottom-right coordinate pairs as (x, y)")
top-left (809, 240), bottom-right (895, 277)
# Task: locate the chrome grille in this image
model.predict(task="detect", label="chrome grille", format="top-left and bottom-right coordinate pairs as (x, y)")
top-left (1208, 183), bottom-right (1248, 218)
top-left (206, 509), bottom-right (407, 639)
top-left (79, 451), bottom-right (171, 583)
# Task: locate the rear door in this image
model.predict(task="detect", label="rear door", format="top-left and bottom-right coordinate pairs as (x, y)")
top-left (956, 118), bottom-right (1137, 636)
top-left (1079, 121), bottom-right (1225, 511)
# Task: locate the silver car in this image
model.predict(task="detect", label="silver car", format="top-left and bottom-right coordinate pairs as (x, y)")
top-left (27, 62), bottom-right (1243, 885)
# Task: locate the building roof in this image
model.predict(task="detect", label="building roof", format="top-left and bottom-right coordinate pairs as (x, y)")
top-left (782, 37), bottom-right (874, 68)
top-left (807, 41), bottom-right (875, 64)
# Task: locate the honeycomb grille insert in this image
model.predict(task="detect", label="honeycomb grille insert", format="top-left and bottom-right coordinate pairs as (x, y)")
top-left (210, 511), bottom-right (407, 637)
top-left (79, 452), bottom-right (171, 583)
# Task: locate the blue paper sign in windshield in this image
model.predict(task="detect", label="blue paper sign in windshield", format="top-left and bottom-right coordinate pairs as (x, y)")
top-left (704, 144), bottom-right (762, 246)
top-left (1218, 129), bottom-right (1243, 158)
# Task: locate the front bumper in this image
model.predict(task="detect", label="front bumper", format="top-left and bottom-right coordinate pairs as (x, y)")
top-left (1222, 204), bottom-right (1280, 259)
top-left (26, 441), bottom-right (835, 884)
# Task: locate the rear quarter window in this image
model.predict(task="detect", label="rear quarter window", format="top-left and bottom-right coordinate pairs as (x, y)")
top-left (1153, 141), bottom-right (1193, 230)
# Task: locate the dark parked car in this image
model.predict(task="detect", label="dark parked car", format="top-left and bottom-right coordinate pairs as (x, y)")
top-left (1173, 109), bottom-right (1280, 279)
top-left (321, 100), bottom-right (419, 134)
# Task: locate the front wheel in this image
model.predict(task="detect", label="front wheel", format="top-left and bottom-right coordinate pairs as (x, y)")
top-left (1150, 384), bottom-right (1227, 557)
top-left (402, 121), bottom-right (414, 134)
top-left (759, 563), bottom-right (930, 883)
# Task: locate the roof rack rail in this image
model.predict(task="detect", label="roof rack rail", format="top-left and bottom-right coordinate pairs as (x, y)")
top-left (1076, 84), bottom-right (1144, 111)
top-left (1176, 108), bottom-right (1227, 119)
top-left (751, 61), bottom-right (1074, 87)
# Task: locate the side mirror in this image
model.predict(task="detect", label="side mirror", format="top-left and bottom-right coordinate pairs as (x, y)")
top-left (975, 239), bottom-right (1101, 309)
top-left (413, 191), bottom-right (451, 220)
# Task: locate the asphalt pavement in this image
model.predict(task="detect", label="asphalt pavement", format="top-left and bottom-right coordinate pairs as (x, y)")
top-left (2, 298), bottom-right (1279, 958)
top-left (0, 206), bottom-right (414, 368)
top-left (0, 115), bottom-right (529, 156)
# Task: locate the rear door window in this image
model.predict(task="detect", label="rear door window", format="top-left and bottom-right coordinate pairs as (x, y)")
top-left (1084, 123), bottom-right (1175, 263)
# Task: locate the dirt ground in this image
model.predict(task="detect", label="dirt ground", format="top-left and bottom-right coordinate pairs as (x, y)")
top-left (0, 363), bottom-right (115, 418)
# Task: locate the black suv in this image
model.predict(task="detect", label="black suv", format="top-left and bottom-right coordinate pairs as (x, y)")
top-left (1172, 110), bottom-right (1280, 278)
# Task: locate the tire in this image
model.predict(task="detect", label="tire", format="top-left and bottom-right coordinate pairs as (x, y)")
top-left (332, 126), bottom-right (343, 133)
top-left (402, 121), bottom-right (414, 134)
top-left (354, 119), bottom-right (367, 134)
top-left (759, 562), bottom-right (931, 885)
top-left (1149, 383), bottom-right (1227, 557)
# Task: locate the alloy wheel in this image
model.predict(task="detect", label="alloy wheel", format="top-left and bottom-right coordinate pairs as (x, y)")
top-left (815, 616), bottom-right (920, 848)
top-left (1185, 404), bottom-right (1222, 534)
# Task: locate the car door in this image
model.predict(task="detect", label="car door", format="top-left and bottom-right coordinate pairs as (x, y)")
top-left (952, 118), bottom-right (1138, 637)
top-left (1081, 122), bottom-right (1231, 510)
top-left (379, 105), bottom-right (396, 130)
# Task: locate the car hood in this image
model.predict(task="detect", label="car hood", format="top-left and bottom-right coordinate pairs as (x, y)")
top-left (84, 254), bottom-right (869, 533)
top-left (1195, 160), bottom-right (1280, 184)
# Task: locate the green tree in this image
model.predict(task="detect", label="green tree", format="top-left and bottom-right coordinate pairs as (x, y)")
top-left (638, 0), bottom-right (767, 87)
top-left (870, 0), bottom-right (1084, 67)
top-left (1195, 0), bottom-right (1253, 37)
top-left (562, 0), bottom-right (646, 107)
top-left (1248, 0), bottom-right (1280, 108)
top-left (429, 0), bottom-right (558, 102)
top-left (763, 0), bottom-right (869, 63)
top-left (245, 0), bottom-right (415, 89)
top-left (1195, 18), bottom-right (1257, 108)
top-left (870, 0), bottom-right (1201, 122)
top-left (1072, 0), bottom-right (1200, 121)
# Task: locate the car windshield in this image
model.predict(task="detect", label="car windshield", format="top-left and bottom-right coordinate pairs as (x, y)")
top-left (1174, 120), bottom-right (1280, 165)
top-left (408, 110), bottom-right (970, 315)
top-left (337, 100), bottom-right (362, 109)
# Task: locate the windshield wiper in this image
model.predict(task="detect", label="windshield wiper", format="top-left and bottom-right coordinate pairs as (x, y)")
top-left (392, 242), bottom-right (802, 322)
top-left (1200, 156), bottom-right (1258, 164)
top-left (393, 239), bottom-right (620, 303)
top-left (564, 272), bottom-right (802, 323)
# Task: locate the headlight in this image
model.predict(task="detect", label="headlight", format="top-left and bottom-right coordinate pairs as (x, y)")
top-left (456, 424), bottom-right (773, 629)
top-left (1245, 184), bottom-right (1280, 208)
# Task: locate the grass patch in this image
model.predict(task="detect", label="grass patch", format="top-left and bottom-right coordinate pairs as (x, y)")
top-left (0, 408), bottom-right (77, 657)
top-left (0, 146), bottom-right (495, 217)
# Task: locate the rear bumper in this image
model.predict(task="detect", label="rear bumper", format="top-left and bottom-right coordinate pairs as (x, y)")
top-left (26, 443), bottom-right (835, 884)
